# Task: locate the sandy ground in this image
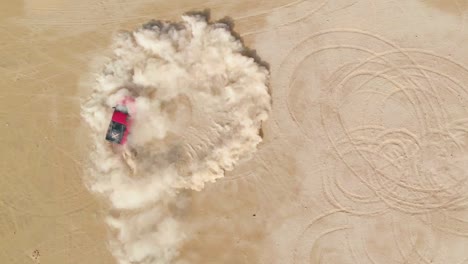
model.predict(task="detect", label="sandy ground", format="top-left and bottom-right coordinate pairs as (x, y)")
top-left (2, 0), bottom-right (468, 263)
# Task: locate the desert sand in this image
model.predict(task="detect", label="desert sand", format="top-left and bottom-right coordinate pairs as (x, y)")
top-left (2, 0), bottom-right (468, 263)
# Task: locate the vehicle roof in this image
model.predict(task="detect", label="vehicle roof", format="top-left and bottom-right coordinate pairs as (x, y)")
top-left (111, 109), bottom-right (128, 124)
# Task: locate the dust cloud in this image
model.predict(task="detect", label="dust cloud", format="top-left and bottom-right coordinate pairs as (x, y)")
top-left (81, 14), bottom-right (271, 264)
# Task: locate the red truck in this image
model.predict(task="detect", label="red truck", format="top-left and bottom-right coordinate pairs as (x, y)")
top-left (105, 96), bottom-right (135, 145)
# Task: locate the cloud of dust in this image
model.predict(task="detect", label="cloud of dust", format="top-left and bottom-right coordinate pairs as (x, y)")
top-left (81, 14), bottom-right (271, 264)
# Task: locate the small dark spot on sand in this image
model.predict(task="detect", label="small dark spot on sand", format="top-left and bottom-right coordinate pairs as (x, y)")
top-left (32, 249), bottom-right (40, 260)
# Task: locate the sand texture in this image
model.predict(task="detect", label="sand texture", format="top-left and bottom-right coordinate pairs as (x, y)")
top-left (2, 0), bottom-right (468, 263)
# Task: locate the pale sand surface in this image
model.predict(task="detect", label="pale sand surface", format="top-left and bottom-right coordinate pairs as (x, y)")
top-left (2, 0), bottom-right (468, 263)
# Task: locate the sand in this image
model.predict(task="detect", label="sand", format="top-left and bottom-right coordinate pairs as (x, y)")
top-left (2, 0), bottom-right (468, 263)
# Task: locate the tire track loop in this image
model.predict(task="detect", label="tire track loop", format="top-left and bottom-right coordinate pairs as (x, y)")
top-left (321, 47), bottom-right (433, 133)
top-left (274, 33), bottom-right (428, 143)
top-left (335, 129), bottom-right (461, 194)
top-left (278, 50), bottom-right (428, 212)
top-left (287, 45), bottom-right (430, 142)
top-left (317, 34), bottom-right (468, 214)
top-left (279, 28), bottom-right (468, 140)
top-left (275, 26), bottom-right (468, 261)
top-left (320, 47), bottom-right (468, 247)
top-left (333, 63), bottom-right (445, 128)
top-left (276, 37), bottom-right (431, 213)
top-left (332, 141), bottom-right (468, 214)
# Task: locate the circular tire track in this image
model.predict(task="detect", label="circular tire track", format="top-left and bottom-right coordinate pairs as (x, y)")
top-left (274, 28), bottom-right (468, 263)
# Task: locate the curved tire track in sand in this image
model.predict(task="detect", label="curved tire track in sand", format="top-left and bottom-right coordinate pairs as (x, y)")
top-left (272, 28), bottom-right (468, 263)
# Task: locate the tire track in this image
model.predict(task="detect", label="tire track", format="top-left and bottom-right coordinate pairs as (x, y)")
top-left (274, 28), bottom-right (468, 214)
top-left (292, 210), bottom-right (350, 264)
top-left (272, 26), bottom-right (468, 263)
top-left (240, 0), bottom-right (330, 37)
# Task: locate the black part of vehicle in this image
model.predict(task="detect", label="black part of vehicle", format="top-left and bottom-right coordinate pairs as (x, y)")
top-left (105, 121), bottom-right (127, 144)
